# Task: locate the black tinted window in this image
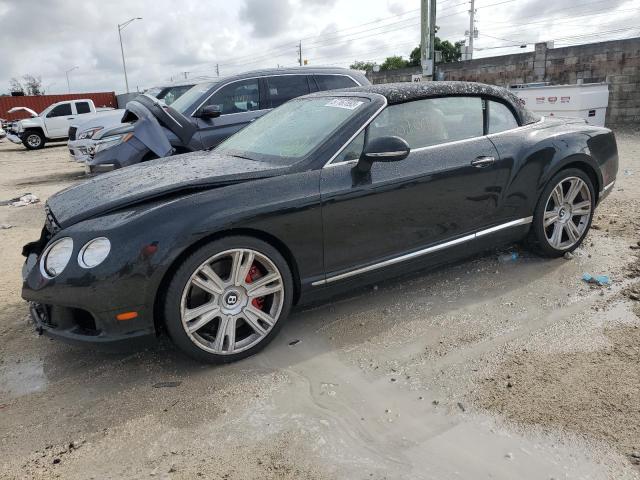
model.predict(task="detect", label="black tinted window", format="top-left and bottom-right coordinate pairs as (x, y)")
top-left (205, 79), bottom-right (260, 115)
top-left (488, 100), bottom-right (519, 134)
top-left (368, 97), bottom-right (483, 149)
top-left (75, 102), bottom-right (91, 114)
top-left (267, 75), bottom-right (310, 108)
top-left (48, 103), bottom-right (72, 117)
top-left (315, 75), bottom-right (358, 91)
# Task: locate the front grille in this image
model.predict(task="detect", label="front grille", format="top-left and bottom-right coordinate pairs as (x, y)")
top-left (44, 204), bottom-right (61, 235)
top-left (68, 126), bottom-right (77, 141)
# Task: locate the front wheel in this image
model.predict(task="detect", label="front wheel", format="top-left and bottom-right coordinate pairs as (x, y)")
top-left (22, 131), bottom-right (45, 150)
top-left (163, 236), bottom-right (293, 363)
top-left (530, 168), bottom-right (595, 257)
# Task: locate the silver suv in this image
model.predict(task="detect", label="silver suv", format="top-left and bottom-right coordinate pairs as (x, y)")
top-left (81, 67), bottom-right (369, 172)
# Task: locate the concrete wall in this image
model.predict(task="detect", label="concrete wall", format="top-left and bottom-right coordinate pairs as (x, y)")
top-left (366, 37), bottom-right (640, 126)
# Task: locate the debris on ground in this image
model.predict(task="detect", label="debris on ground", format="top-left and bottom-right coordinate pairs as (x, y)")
top-left (5, 193), bottom-right (40, 207)
top-left (288, 339), bottom-right (301, 346)
top-left (564, 251), bottom-right (574, 260)
top-left (152, 381), bottom-right (181, 388)
top-left (0, 224), bottom-right (13, 229)
top-left (582, 273), bottom-right (611, 286)
top-left (498, 252), bottom-right (519, 264)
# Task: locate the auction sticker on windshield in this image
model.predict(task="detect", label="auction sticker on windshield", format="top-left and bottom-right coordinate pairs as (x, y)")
top-left (324, 98), bottom-right (364, 110)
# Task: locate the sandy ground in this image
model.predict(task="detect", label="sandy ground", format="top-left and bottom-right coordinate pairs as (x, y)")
top-left (0, 132), bottom-right (639, 480)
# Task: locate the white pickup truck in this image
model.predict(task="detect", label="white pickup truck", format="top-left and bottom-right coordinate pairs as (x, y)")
top-left (6, 99), bottom-right (113, 150)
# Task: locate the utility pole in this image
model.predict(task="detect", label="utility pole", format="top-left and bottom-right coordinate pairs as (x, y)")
top-left (420, 0), bottom-right (436, 79)
top-left (468, 0), bottom-right (475, 60)
top-left (181, 71), bottom-right (189, 80)
top-left (65, 66), bottom-right (78, 93)
top-left (216, 64), bottom-right (220, 77)
top-left (118, 17), bottom-right (142, 93)
top-left (298, 42), bottom-right (303, 67)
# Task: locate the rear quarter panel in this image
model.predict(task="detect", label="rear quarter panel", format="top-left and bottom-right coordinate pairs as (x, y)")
top-left (487, 118), bottom-right (618, 221)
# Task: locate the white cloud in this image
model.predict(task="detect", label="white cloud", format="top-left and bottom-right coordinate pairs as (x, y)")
top-left (1, 0), bottom-right (638, 95)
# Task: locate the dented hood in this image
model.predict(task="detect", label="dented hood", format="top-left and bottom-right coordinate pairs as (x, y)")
top-left (47, 151), bottom-right (288, 228)
top-left (8, 106), bottom-right (38, 117)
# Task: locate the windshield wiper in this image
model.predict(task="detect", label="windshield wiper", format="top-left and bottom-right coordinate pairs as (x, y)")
top-left (228, 153), bottom-right (255, 161)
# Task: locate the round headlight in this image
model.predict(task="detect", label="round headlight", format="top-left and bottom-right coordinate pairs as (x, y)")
top-left (42, 237), bottom-right (74, 278)
top-left (78, 237), bottom-right (111, 269)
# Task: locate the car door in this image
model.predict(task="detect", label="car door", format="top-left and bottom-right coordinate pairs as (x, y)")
top-left (195, 78), bottom-right (265, 149)
top-left (45, 103), bottom-right (74, 138)
top-left (320, 96), bottom-right (504, 276)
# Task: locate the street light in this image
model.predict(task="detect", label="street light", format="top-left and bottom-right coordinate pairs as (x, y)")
top-left (65, 66), bottom-right (79, 93)
top-left (118, 17), bottom-right (142, 94)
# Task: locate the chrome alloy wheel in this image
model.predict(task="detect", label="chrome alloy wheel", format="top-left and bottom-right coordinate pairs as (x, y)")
top-left (543, 176), bottom-right (592, 250)
top-left (180, 249), bottom-right (284, 355)
top-left (26, 134), bottom-right (42, 148)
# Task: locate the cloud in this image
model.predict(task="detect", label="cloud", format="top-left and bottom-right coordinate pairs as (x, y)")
top-left (239, 0), bottom-right (293, 38)
top-left (0, 0), bottom-right (636, 94)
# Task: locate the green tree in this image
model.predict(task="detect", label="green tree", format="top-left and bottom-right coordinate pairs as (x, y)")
top-left (380, 55), bottom-right (409, 71)
top-left (349, 60), bottom-right (378, 71)
top-left (408, 38), bottom-right (464, 66)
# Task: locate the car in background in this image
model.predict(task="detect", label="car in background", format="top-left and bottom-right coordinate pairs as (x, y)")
top-left (21, 82), bottom-right (617, 363)
top-left (84, 67), bottom-right (369, 172)
top-left (68, 81), bottom-right (197, 164)
top-left (6, 99), bottom-right (114, 150)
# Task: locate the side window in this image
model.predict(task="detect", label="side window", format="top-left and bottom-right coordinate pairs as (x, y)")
top-left (488, 100), bottom-right (519, 134)
top-left (333, 131), bottom-right (365, 163)
top-left (315, 75), bottom-right (358, 91)
top-left (75, 102), bottom-right (91, 114)
top-left (47, 103), bottom-right (72, 118)
top-left (368, 97), bottom-right (483, 149)
top-left (204, 79), bottom-right (260, 115)
top-left (267, 75), bottom-right (310, 108)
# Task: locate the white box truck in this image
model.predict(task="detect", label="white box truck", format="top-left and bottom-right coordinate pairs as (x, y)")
top-left (510, 82), bottom-right (609, 127)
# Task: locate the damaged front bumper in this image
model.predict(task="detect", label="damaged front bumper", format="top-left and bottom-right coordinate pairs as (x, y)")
top-left (21, 216), bottom-right (158, 347)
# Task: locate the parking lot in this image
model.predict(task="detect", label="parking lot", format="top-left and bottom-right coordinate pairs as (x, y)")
top-left (0, 132), bottom-right (639, 479)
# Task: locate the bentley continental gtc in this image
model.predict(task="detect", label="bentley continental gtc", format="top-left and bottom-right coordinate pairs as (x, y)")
top-left (21, 82), bottom-right (618, 363)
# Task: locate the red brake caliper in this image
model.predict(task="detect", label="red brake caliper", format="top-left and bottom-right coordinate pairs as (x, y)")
top-left (245, 264), bottom-right (265, 310)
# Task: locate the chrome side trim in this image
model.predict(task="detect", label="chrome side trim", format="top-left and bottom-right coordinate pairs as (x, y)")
top-left (366, 151), bottom-right (407, 157)
top-left (602, 180), bottom-right (615, 193)
top-left (312, 216), bottom-right (534, 286)
top-left (322, 96), bottom-right (388, 168)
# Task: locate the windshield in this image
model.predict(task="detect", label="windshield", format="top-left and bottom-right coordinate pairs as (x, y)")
top-left (169, 82), bottom-right (215, 114)
top-left (216, 96), bottom-right (370, 165)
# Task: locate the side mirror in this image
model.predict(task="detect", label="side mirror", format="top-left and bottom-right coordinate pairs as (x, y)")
top-left (356, 136), bottom-right (411, 173)
top-left (197, 105), bottom-right (222, 119)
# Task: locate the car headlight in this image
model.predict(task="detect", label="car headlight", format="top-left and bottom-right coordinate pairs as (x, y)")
top-left (78, 127), bottom-right (103, 140)
top-left (78, 237), bottom-right (111, 268)
top-left (41, 237), bottom-right (74, 278)
top-left (90, 133), bottom-right (132, 155)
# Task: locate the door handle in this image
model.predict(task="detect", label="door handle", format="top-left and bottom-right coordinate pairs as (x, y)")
top-left (471, 156), bottom-right (495, 167)
top-left (67, 117), bottom-right (75, 120)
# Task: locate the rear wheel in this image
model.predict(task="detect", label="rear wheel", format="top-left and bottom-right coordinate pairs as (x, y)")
top-left (163, 236), bottom-right (293, 363)
top-left (530, 168), bottom-right (595, 257)
top-left (23, 130), bottom-right (45, 150)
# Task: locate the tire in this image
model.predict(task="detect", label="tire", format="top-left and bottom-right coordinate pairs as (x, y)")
top-left (529, 168), bottom-right (595, 257)
top-left (163, 236), bottom-right (294, 363)
top-left (22, 130), bottom-right (45, 150)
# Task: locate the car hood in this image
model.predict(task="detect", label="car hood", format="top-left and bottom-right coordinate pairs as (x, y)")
top-left (47, 151), bottom-right (289, 228)
top-left (74, 110), bottom-right (125, 131)
top-left (8, 106), bottom-right (38, 118)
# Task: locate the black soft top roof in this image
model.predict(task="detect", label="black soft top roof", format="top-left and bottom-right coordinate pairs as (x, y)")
top-left (337, 81), bottom-right (539, 125)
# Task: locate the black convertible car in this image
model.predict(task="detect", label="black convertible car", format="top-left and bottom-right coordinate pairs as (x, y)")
top-left (22, 82), bottom-right (618, 363)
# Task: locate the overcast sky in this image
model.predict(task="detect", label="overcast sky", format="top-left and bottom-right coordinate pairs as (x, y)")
top-left (1, 0), bottom-right (639, 95)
